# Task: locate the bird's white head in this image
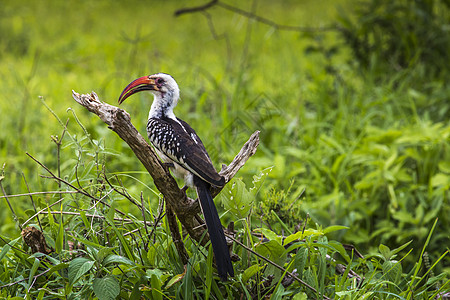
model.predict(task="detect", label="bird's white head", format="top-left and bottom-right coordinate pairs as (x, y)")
top-left (118, 73), bottom-right (180, 119)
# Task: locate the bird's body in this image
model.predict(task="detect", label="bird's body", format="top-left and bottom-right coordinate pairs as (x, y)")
top-left (118, 73), bottom-right (233, 280)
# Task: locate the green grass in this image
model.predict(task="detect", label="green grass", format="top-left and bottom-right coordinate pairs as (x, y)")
top-left (0, 0), bottom-right (449, 298)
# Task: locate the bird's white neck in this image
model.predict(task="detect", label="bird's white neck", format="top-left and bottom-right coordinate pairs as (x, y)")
top-left (148, 89), bottom-right (179, 120)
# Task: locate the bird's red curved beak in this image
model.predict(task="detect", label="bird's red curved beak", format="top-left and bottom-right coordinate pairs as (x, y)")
top-left (118, 76), bottom-right (157, 104)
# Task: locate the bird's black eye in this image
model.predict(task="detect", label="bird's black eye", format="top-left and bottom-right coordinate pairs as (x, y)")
top-left (156, 77), bottom-right (164, 87)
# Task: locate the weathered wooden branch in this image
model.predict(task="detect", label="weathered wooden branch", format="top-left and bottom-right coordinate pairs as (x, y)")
top-left (72, 91), bottom-right (259, 246)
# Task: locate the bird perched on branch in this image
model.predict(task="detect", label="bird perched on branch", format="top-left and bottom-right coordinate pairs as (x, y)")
top-left (118, 73), bottom-right (234, 280)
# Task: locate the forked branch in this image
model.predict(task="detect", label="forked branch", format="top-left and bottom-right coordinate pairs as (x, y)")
top-left (72, 91), bottom-right (259, 244)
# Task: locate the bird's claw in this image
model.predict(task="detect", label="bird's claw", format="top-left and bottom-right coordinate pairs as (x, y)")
top-left (162, 162), bottom-right (174, 172)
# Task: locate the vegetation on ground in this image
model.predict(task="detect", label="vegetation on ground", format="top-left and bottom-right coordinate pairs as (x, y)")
top-left (0, 0), bottom-right (448, 298)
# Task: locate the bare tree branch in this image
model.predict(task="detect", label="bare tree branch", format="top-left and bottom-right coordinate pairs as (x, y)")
top-left (72, 91), bottom-right (259, 252)
top-left (175, 0), bottom-right (341, 33)
top-left (174, 0), bottom-right (218, 17)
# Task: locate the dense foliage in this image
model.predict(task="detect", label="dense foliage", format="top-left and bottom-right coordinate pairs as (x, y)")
top-left (0, 0), bottom-right (448, 298)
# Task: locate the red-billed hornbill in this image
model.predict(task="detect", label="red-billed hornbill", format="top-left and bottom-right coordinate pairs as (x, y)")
top-left (118, 73), bottom-right (234, 280)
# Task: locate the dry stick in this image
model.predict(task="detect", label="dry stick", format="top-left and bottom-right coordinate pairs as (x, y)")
top-left (72, 91), bottom-right (259, 244)
top-left (228, 235), bottom-right (331, 300)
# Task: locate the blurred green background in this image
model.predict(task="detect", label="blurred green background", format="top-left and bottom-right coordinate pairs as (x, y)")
top-left (1, 0), bottom-right (449, 272)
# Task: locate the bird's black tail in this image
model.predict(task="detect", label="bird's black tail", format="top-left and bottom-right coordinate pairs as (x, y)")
top-left (194, 176), bottom-right (234, 281)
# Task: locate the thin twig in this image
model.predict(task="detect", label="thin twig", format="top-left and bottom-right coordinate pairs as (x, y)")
top-left (0, 268), bottom-right (51, 289)
top-left (228, 234), bottom-right (331, 300)
top-left (0, 190), bottom-right (79, 199)
top-left (51, 118), bottom-right (70, 188)
top-left (174, 0), bottom-right (218, 16)
top-left (175, 0), bottom-right (341, 33)
top-left (26, 152), bottom-right (127, 217)
top-left (146, 198), bottom-right (166, 249)
top-left (140, 192), bottom-right (149, 251)
top-left (35, 210), bottom-right (154, 225)
top-left (0, 167), bottom-right (21, 230)
top-left (22, 173), bottom-right (43, 232)
top-left (22, 198), bottom-right (64, 227)
top-left (0, 235), bottom-right (28, 255)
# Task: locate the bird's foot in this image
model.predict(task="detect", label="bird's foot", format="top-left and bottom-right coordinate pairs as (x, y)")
top-left (180, 185), bottom-right (189, 194)
top-left (162, 162), bottom-right (174, 172)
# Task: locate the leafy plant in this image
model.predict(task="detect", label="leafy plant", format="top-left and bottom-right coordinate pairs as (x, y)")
top-left (338, 0), bottom-right (450, 75)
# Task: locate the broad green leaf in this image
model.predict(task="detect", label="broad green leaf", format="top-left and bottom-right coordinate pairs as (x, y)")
top-left (255, 240), bottom-right (286, 266)
top-left (0, 236), bottom-right (20, 261)
top-left (242, 264), bottom-right (261, 283)
top-left (219, 178), bottom-right (254, 219)
top-left (327, 240), bottom-right (351, 263)
top-left (256, 228), bottom-right (281, 244)
top-left (166, 273), bottom-right (184, 289)
top-left (47, 262), bottom-right (70, 277)
top-left (93, 276), bottom-right (120, 300)
top-left (102, 254), bottom-right (134, 267)
top-left (28, 257), bottom-right (40, 288)
top-left (68, 257), bottom-right (95, 285)
top-left (430, 173), bottom-right (449, 187)
top-left (379, 244), bottom-right (391, 260)
top-left (271, 283), bottom-right (285, 300)
top-left (250, 167), bottom-right (273, 196)
top-left (382, 260), bottom-right (402, 283)
top-left (293, 247), bottom-right (308, 278)
top-left (292, 292), bottom-right (308, 300)
top-left (150, 271), bottom-right (163, 300)
top-left (97, 248), bottom-right (114, 263)
top-left (323, 225), bottom-right (349, 234)
top-left (283, 231), bottom-right (302, 246)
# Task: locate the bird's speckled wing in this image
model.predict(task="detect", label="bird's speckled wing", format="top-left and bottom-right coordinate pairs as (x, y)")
top-left (147, 116), bottom-right (225, 187)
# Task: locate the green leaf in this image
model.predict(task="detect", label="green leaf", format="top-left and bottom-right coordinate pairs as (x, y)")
top-left (293, 247), bottom-right (308, 279)
top-left (205, 245), bottom-right (213, 300)
top-left (379, 244), bottom-right (391, 260)
top-left (97, 248), bottom-right (114, 263)
top-left (102, 254), bottom-right (135, 267)
top-left (46, 262), bottom-right (70, 277)
top-left (55, 215), bottom-right (64, 254)
top-left (283, 231), bottom-right (302, 246)
top-left (150, 271), bottom-right (163, 300)
top-left (323, 225), bottom-right (349, 234)
top-left (255, 240), bottom-right (286, 266)
top-left (292, 292), bottom-right (308, 300)
top-left (256, 228), bottom-right (282, 244)
top-left (93, 276), bottom-right (120, 300)
top-left (327, 240), bottom-right (351, 263)
top-left (68, 257), bottom-right (95, 285)
top-left (250, 167), bottom-right (273, 196)
top-left (219, 178), bottom-right (254, 219)
top-left (28, 257), bottom-right (40, 288)
top-left (165, 273), bottom-right (184, 289)
top-left (242, 264), bottom-right (261, 283)
top-left (389, 240), bottom-right (412, 257)
top-left (382, 260), bottom-right (402, 284)
top-left (430, 173), bottom-right (449, 187)
top-left (0, 236), bottom-right (20, 261)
